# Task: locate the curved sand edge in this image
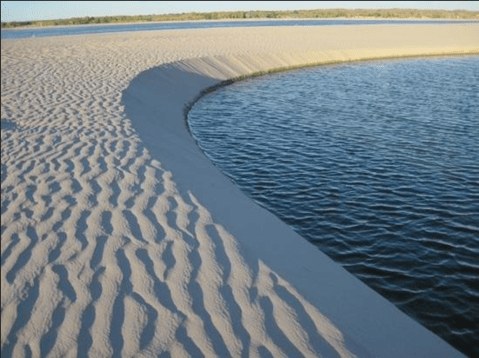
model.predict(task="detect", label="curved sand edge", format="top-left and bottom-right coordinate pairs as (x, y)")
top-left (122, 25), bottom-right (477, 357)
top-left (2, 24), bottom-right (477, 357)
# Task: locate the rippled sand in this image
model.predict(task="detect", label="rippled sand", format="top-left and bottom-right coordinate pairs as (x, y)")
top-left (1, 25), bottom-right (477, 357)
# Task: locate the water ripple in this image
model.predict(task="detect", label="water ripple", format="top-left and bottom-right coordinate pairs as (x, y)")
top-left (188, 56), bottom-right (479, 357)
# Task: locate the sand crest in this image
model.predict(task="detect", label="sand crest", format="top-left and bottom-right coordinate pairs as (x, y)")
top-left (2, 24), bottom-right (477, 357)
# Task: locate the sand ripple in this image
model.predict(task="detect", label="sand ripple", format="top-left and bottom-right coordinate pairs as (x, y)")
top-left (0, 125), bottom-right (352, 357)
top-left (1, 30), bottom-right (358, 358)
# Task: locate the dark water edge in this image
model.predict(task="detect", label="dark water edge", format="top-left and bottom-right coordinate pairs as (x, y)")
top-left (188, 56), bottom-right (479, 357)
top-left (1, 19), bottom-right (477, 39)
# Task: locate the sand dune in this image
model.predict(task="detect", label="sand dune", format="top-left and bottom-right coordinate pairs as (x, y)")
top-left (2, 25), bottom-right (477, 357)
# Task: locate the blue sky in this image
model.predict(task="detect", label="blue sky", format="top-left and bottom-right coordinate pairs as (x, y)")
top-left (1, 1), bottom-right (478, 22)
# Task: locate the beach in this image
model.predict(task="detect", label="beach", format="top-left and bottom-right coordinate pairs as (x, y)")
top-left (1, 24), bottom-right (477, 357)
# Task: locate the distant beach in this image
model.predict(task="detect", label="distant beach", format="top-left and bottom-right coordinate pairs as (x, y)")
top-left (1, 24), bottom-right (477, 357)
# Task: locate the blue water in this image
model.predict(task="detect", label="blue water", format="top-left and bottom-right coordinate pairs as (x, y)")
top-left (188, 56), bottom-right (479, 357)
top-left (1, 19), bottom-right (477, 39)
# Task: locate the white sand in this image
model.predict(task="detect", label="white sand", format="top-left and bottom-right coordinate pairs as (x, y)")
top-left (1, 24), bottom-right (477, 357)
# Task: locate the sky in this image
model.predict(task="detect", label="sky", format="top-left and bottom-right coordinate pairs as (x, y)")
top-left (1, 1), bottom-right (478, 23)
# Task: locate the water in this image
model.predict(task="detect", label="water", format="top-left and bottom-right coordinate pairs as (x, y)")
top-left (1, 19), bottom-right (477, 39)
top-left (188, 56), bottom-right (479, 357)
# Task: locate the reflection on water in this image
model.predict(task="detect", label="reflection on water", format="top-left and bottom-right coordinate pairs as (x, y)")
top-left (188, 56), bottom-right (479, 357)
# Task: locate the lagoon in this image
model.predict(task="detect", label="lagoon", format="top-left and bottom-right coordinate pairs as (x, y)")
top-left (188, 56), bottom-right (479, 356)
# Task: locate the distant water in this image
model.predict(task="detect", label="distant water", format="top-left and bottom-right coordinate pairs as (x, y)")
top-left (1, 19), bottom-right (477, 39)
top-left (188, 56), bottom-right (479, 357)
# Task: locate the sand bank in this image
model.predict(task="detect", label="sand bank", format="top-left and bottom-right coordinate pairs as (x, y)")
top-left (2, 24), bottom-right (477, 357)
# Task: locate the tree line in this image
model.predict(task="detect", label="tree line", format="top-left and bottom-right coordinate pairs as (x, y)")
top-left (2, 8), bottom-right (478, 28)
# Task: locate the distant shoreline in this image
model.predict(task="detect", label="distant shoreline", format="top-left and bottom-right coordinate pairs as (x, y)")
top-left (2, 8), bottom-right (478, 28)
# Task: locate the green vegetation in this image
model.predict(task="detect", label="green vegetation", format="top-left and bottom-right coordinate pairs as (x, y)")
top-left (2, 8), bottom-right (478, 28)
